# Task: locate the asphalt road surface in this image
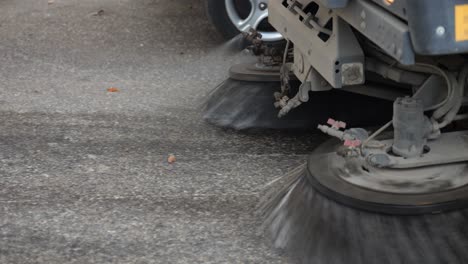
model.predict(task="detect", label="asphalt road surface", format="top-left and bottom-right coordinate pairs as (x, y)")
top-left (0, 1), bottom-right (320, 263)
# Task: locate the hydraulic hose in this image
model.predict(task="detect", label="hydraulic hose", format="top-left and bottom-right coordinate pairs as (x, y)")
top-left (437, 65), bottom-right (468, 128)
top-left (365, 58), bottom-right (428, 86)
top-left (412, 63), bottom-right (453, 112)
top-left (432, 73), bottom-right (457, 120)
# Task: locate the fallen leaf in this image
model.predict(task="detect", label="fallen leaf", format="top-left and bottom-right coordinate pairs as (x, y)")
top-left (167, 154), bottom-right (176, 164)
top-left (107, 87), bottom-right (119, 92)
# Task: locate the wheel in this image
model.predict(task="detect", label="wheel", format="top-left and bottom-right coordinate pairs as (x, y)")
top-left (205, 0), bottom-right (283, 42)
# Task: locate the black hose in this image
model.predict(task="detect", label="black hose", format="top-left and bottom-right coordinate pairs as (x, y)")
top-left (365, 58), bottom-right (428, 86)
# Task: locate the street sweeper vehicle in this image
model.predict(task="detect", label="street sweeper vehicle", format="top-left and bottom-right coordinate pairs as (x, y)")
top-left (204, 0), bottom-right (468, 263)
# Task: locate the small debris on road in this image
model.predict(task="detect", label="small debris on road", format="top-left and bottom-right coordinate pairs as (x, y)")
top-left (167, 154), bottom-right (176, 164)
top-left (107, 87), bottom-right (119, 92)
top-left (90, 9), bottom-right (105, 16)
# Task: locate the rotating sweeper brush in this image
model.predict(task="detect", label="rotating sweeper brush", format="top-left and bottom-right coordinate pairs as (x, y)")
top-left (202, 29), bottom-right (392, 130)
top-left (206, 0), bottom-right (468, 263)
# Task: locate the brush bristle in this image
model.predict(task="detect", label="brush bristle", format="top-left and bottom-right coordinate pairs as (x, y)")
top-left (260, 166), bottom-right (468, 264)
top-left (201, 79), bottom-right (306, 130)
top-left (201, 78), bottom-right (393, 130)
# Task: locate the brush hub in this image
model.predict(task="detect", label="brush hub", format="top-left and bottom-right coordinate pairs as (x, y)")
top-left (306, 139), bottom-right (468, 215)
top-left (324, 153), bottom-right (468, 194)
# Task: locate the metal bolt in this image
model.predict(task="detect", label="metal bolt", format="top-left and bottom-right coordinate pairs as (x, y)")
top-left (259, 2), bottom-right (267, 10)
top-left (360, 21), bottom-right (366, 29)
top-left (390, 43), bottom-right (396, 54)
top-left (396, 48), bottom-right (403, 58)
top-left (435, 26), bottom-right (445, 36)
top-left (297, 55), bottom-right (304, 73)
top-left (360, 10), bottom-right (366, 19)
top-left (367, 154), bottom-right (391, 168)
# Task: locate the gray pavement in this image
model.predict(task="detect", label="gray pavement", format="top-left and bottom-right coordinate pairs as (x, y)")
top-left (0, 1), bottom-right (320, 263)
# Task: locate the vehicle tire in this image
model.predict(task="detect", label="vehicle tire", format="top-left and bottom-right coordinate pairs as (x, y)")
top-left (205, 0), bottom-right (283, 42)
